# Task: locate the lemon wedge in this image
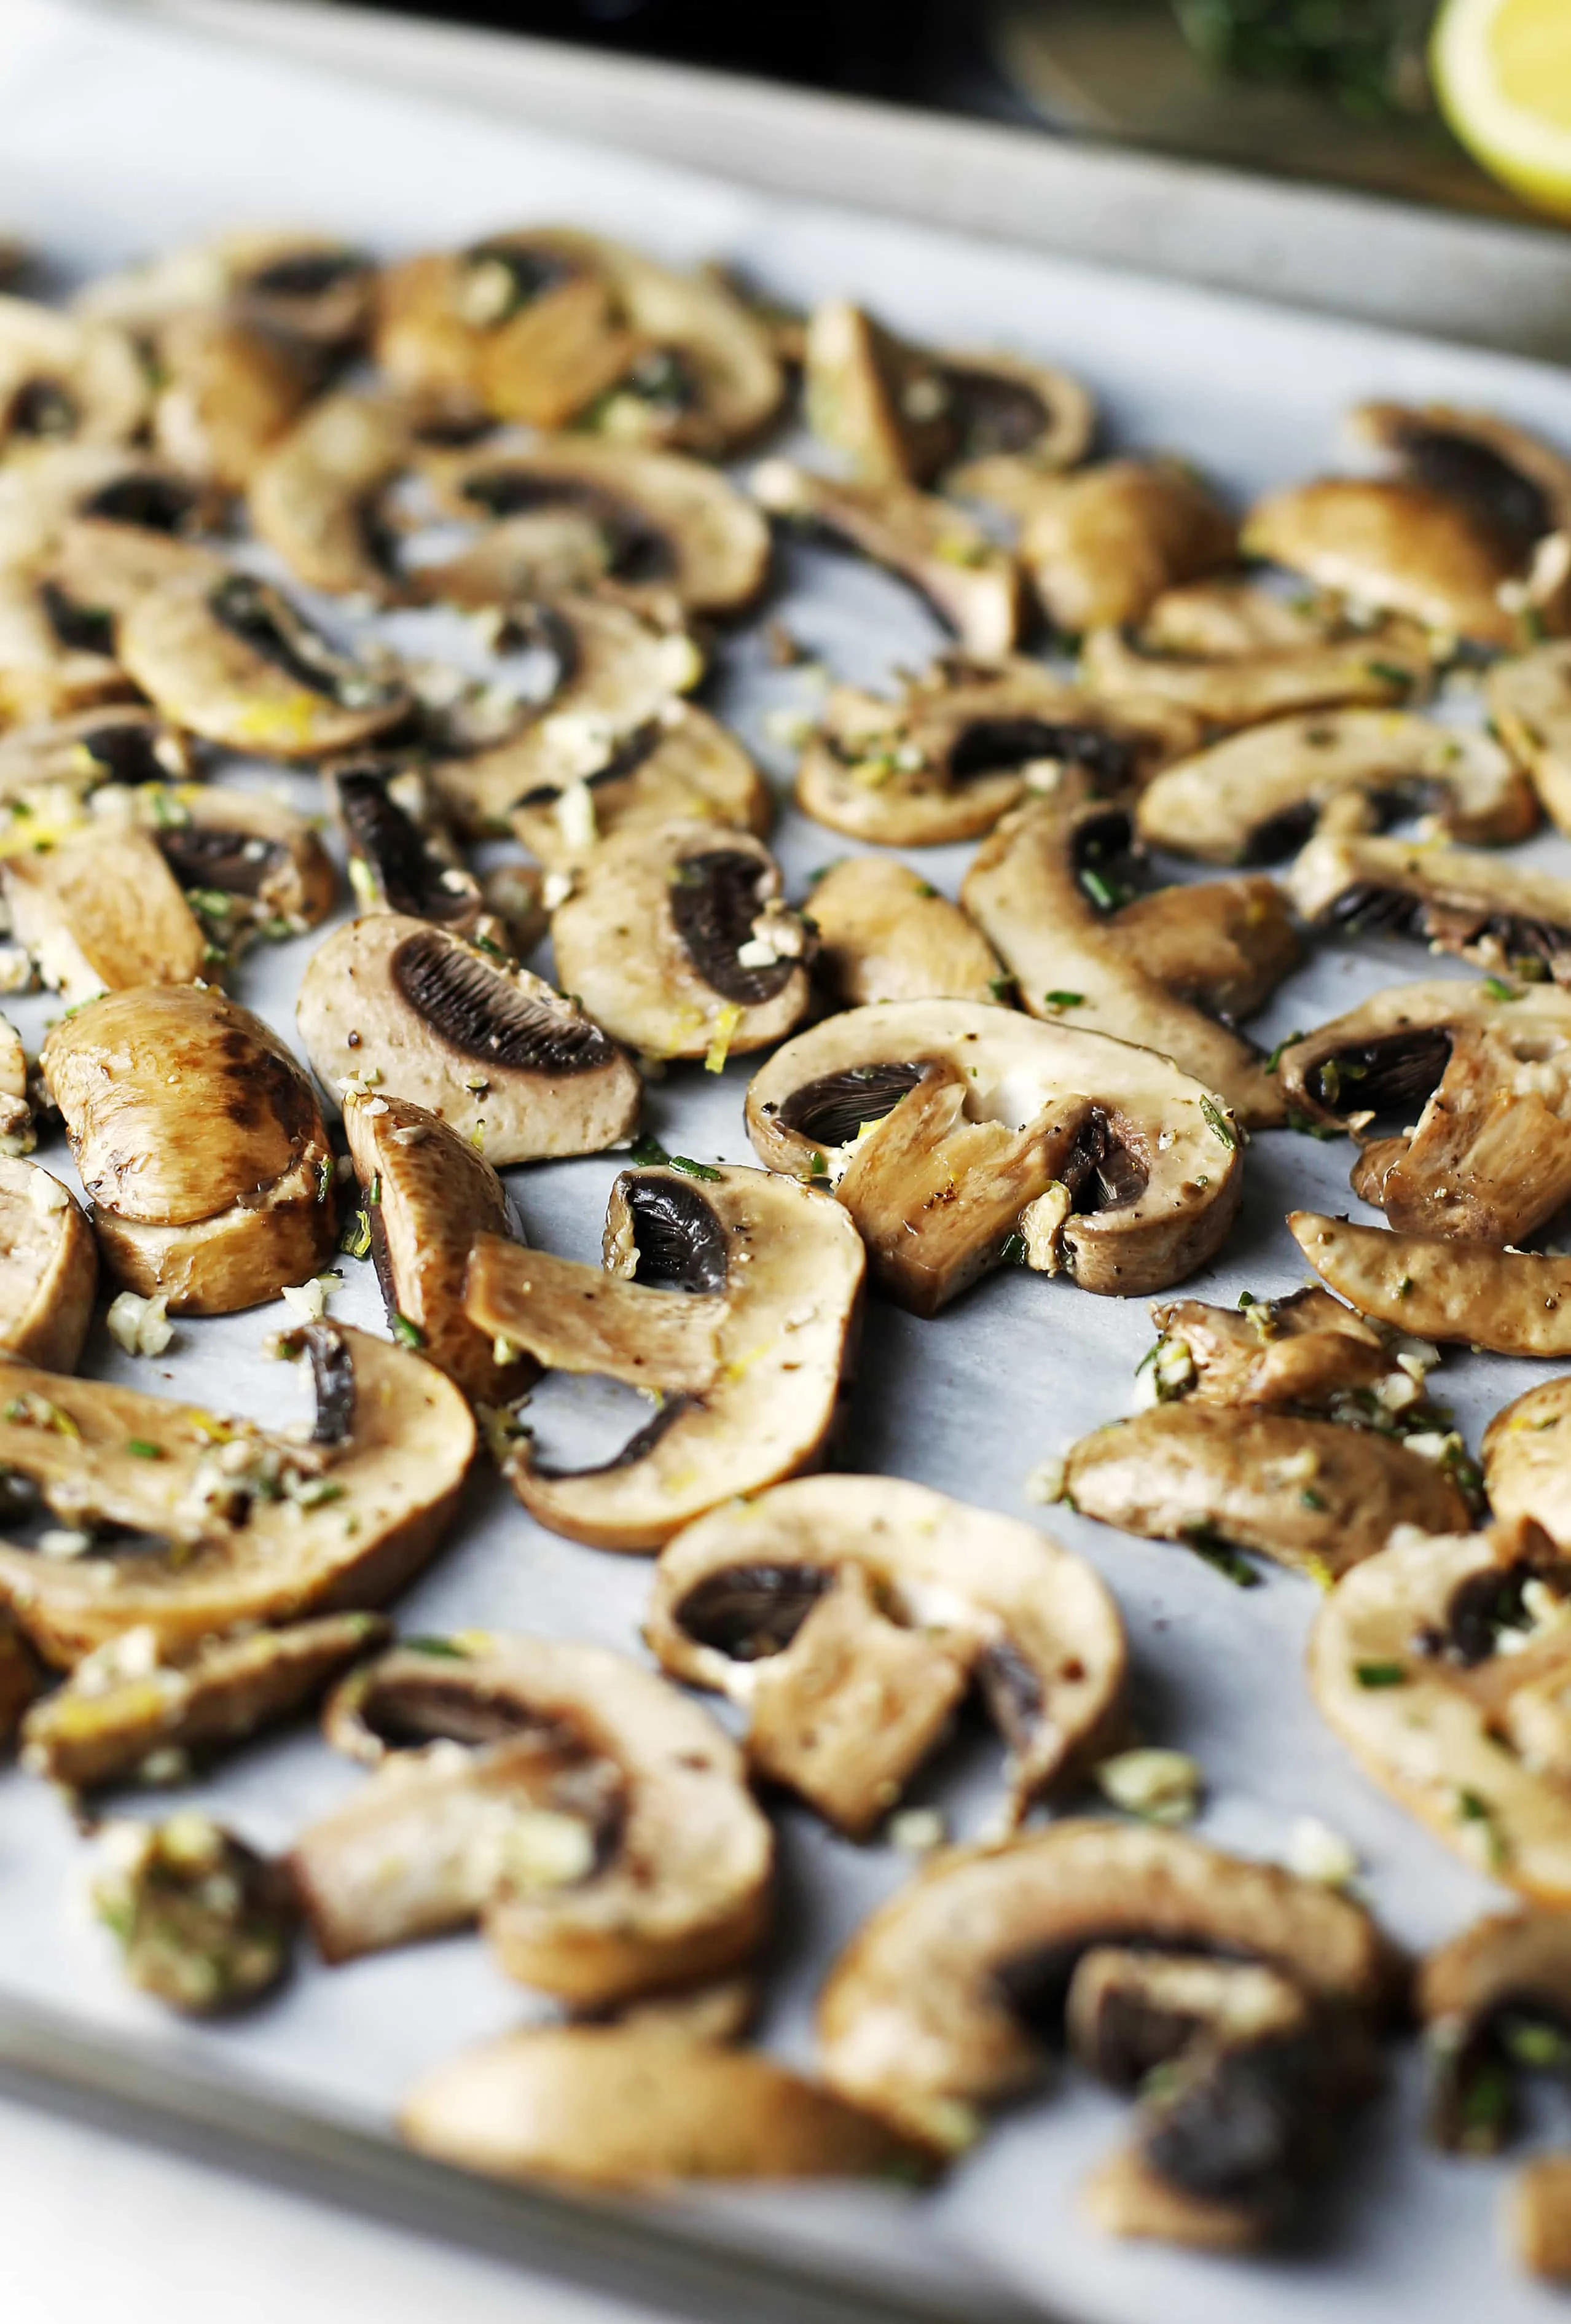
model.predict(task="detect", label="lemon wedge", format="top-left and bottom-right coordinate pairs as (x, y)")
top-left (1433, 0), bottom-right (1571, 220)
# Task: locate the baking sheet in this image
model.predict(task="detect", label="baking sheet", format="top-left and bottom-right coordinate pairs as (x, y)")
top-left (1, 3), bottom-right (1571, 2318)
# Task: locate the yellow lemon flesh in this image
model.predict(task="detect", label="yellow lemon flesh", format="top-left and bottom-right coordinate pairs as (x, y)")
top-left (1433, 0), bottom-right (1571, 220)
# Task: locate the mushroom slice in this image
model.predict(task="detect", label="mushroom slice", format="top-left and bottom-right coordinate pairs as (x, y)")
top-left (746, 1000), bottom-right (1244, 1311)
top-left (1081, 595), bottom-right (1436, 730)
top-left (341, 1089), bottom-right (536, 1406)
top-left (507, 703), bottom-right (769, 874)
top-left (463, 1165), bottom-right (866, 1552)
top-left (1418, 1907), bottom-right (1571, 2155)
top-left (78, 232), bottom-right (375, 349)
top-left (0, 706), bottom-right (194, 802)
top-left (1487, 641), bottom-right (1571, 837)
top-left (43, 983), bottom-right (337, 1313)
top-left (1, 827), bottom-right (209, 1003)
top-left (1485, 1376), bottom-right (1571, 1554)
top-left (401, 2026), bottom-right (922, 2187)
top-left (1309, 1516), bottom-right (1571, 1901)
top-left (794, 656), bottom-right (1194, 850)
top-left (808, 858), bottom-right (1003, 1008)
top-left (0, 295), bottom-right (149, 452)
top-left (817, 1818), bottom-right (1389, 2236)
top-left (970, 458), bottom-right (1237, 636)
top-left (1137, 710), bottom-right (1536, 867)
top-left (296, 914), bottom-right (640, 1164)
top-left (138, 782), bottom-right (337, 945)
top-left (646, 1473), bottom-right (1126, 1834)
top-left (962, 796), bottom-right (1292, 1129)
top-left (1290, 831), bottom-right (1571, 984)
top-left (1291, 1209), bottom-right (1571, 1356)
top-left (0, 1156), bottom-right (96, 1371)
top-left (1514, 2155), bottom-right (1571, 2281)
top-left (423, 439), bottom-right (770, 617)
top-left (119, 571), bottom-right (410, 761)
top-left (1143, 1288), bottom-right (1395, 1414)
top-left (21, 1610), bottom-right (389, 1791)
top-left (0, 1611), bottom-right (44, 1747)
top-left (151, 310), bottom-right (322, 491)
top-left (0, 1324), bottom-right (474, 1666)
top-left (297, 1632), bottom-right (771, 2000)
top-left (752, 460), bottom-right (1021, 659)
top-left (0, 1016), bottom-right (30, 1158)
top-left (91, 1813), bottom-right (296, 2016)
top-left (249, 391), bottom-right (413, 600)
top-left (328, 759), bottom-right (485, 936)
top-left (549, 821), bottom-right (812, 1063)
top-left (0, 441), bottom-right (219, 579)
top-left (0, 561), bottom-right (136, 726)
top-left (1061, 1403), bottom-right (1467, 1581)
top-left (1279, 980), bottom-right (1571, 1244)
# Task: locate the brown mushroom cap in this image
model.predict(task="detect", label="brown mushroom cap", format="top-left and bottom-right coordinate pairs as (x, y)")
top-left (249, 391), bottom-right (413, 601)
top-left (0, 560), bottom-right (136, 727)
top-left (144, 783), bottom-right (338, 942)
top-left (990, 459), bottom-right (1237, 636)
top-left (1488, 641), bottom-right (1571, 838)
top-left (1291, 1209), bottom-right (1571, 1356)
top-left (807, 857), bottom-right (1003, 1008)
top-left (1146, 1288), bottom-right (1392, 1413)
top-left (1416, 1906), bottom-right (1571, 2155)
top-left (0, 707), bottom-right (194, 801)
top-left (0, 295), bottom-right (150, 454)
top-left (77, 230), bottom-right (375, 348)
top-left (0, 1156), bottom-right (96, 1373)
top-left (1513, 2154), bottom-right (1571, 2280)
top-left (151, 310), bottom-right (322, 491)
top-left (508, 703), bottom-right (769, 874)
top-left (1, 826), bottom-right (209, 1004)
top-left (1290, 831), bottom-right (1571, 985)
top-left (1486, 1377), bottom-right (1571, 1556)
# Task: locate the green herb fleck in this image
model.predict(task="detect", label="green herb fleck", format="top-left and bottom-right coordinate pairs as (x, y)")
top-left (1355, 1661), bottom-right (1408, 1689)
top-left (340, 1208), bottom-right (372, 1261)
top-left (126, 1439), bottom-right (165, 1461)
top-left (1199, 1096), bottom-right (1236, 1148)
top-left (1300, 1486), bottom-right (1328, 1511)
top-left (1043, 990), bottom-right (1083, 1011)
top-left (472, 933), bottom-right (506, 962)
top-left (1483, 976), bottom-right (1520, 1003)
top-left (1182, 1527), bottom-right (1261, 1589)
top-left (391, 1313), bottom-right (425, 1350)
top-left (987, 974), bottom-right (1017, 1004)
top-left (630, 1133), bottom-right (670, 1167)
top-left (1503, 2018), bottom-right (1571, 2072)
top-left (1365, 659), bottom-right (1414, 692)
top-left (1000, 1232), bottom-right (1028, 1266)
top-left (367, 1173), bottom-right (382, 1207)
top-left (1079, 866), bottom-right (1130, 913)
top-left (401, 1635), bottom-right (471, 1660)
top-left (669, 1154), bottom-right (722, 1182)
top-left (316, 1158), bottom-right (333, 1204)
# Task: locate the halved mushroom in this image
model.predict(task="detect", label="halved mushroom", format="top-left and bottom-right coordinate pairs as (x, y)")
top-left (966, 458), bottom-right (1236, 638)
top-left (1486, 1375), bottom-right (1571, 1552)
top-left (1290, 832), bottom-right (1571, 985)
top-left (401, 2025), bottom-right (922, 2186)
top-left (1244, 404), bottom-right (1571, 649)
top-left (421, 439), bottom-right (770, 617)
top-left (1082, 590), bottom-right (1436, 730)
top-left (0, 1157), bottom-right (95, 1371)
top-left (1291, 1210), bottom-right (1571, 1355)
top-left (1487, 641), bottom-right (1571, 837)
top-left (341, 1088), bottom-right (536, 1406)
top-left (78, 231), bottom-right (375, 349)
top-left (0, 442), bottom-right (221, 586)
top-left (1136, 710), bottom-right (1536, 867)
top-left (1061, 1403), bottom-right (1468, 1581)
top-left (0, 707), bottom-right (194, 803)
top-left (746, 1000), bottom-right (1244, 1313)
top-left (1, 827), bottom-right (209, 1003)
top-left (1141, 1288), bottom-right (1400, 1414)
top-left (0, 1323), bottom-right (474, 1665)
top-left (802, 300), bottom-right (1094, 488)
top-left (328, 759), bottom-right (485, 936)
top-left (1309, 1516), bottom-right (1571, 1902)
top-left (646, 1473), bottom-right (1126, 1834)
top-left (91, 1813), bottom-right (296, 2016)
top-left (249, 391), bottom-right (413, 600)
top-left (807, 858), bottom-right (1003, 1007)
top-left (507, 703), bottom-right (769, 874)
top-left (135, 781), bottom-right (337, 945)
top-left (1418, 1907), bottom-right (1571, 2155)
top-left (1278, 980), bottom-right (1571, 1245)
top-left (117, 571), bottom-right (410, 760)
top-left (751, 460), bottom-right (1021, 659)
top-left (0, 561), bottom-right (137, 726)
top-left (0, 295), bottom-right (149, 453)
top-left (463, 1164), bottom-right (866, 1551)
top-left (549, 821), bottom-right (812, 1063)
top-left (794, 655), bottom-right (1196, 850)
top-left (297, 914), bottom-right (640, 1164)
top-left (21, 1610), bottom-right (390, 1791)
top-left (43, 983), bottom-right (337, 1313)
top-left (962, 796), bottom-right (1294, 1129)
top-left (817, 1819), bottom-right (1390, 2239)
top-left (295, 1631), bottom-right (772, 2000)
top-left (151, 310), bottom-right (322, 491)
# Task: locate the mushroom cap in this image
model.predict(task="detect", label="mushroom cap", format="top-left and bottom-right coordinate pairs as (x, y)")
top-left (1008, 458), bottom-right (1237, 636)
top-left (249, 391), bottom-right (413, 601)
top-left (0, 294), bottom-right (149, 452)
top-left (151, 309), bottom-right (322, 492)
top-left (1290, 1209), bottom-right (1571, 1356)
top-left (0, 1155), bottom-right (96, 1374)
top-left (1419, 1906), bottom-right (1571, 2033)
top-left (647, 1472), bottom-right (1127, 1825)
top-left (77, 230), bottom-right (375, 346)
top-left (1146, 1288), bottom-right (1390, 1412)
top-left (1512, 2154), bottom-right (1571, 2281)
top-left (0, 560), bottom-right (136, 727)
top-left (0, 707), bottom-right (193, 800)
top-left (1488, 641), bottom-right (1571, 839)
top-left (1288, 831), bottom-right (1571, 983)
top-left (807, 856), bottom-right (1003, 1007)
top-left (148, 781), bottom-right (339, 939)
top-left (1244, 479), bottom-right (1530, 649)
top-left (1485, 1374), bottom-right (1571, 1547)
top-left (1, 826), bottom-right (210, 1004)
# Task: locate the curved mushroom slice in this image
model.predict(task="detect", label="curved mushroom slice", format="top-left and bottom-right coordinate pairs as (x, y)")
top-left (0, 295), bottom-right (149, 453)
top-left (1309, 1517), bottom-right (1571, 1902)
top-left (550, 821), bottom-right (812, 1063)
top-left (138, 782), bottom-right (337, 947)
top-left (1487, 641), bottom-right (1571, 837)
top-left (1514, 2156), bottom-right (1571, 2282)
top-left (1278, 980), bottom-right (1571, 1245)
top-left (341, 1089), bottom-right (536, 1406)
top-left (1, 827), bottom-right (209, 1003)
top-left (118, 571), bottom-right (410, 761)
top-left (0, 1324), bottom-right (474, 1666)
top-left (0, 1612), bottom-right (44, 1748)
top-left (0, 1025), bottom-right (33, 1159)
top-left (0, 1156), bottom-right (95, 1372)
top-left (1137, 710), bottom-right (1536, 867)
top-left (249, 392), bottom-right (413, 600)
top-left (1062, 1403), bottom-right (1467, 1581)
top-left (808, 858), bottom-right (1003, 1008)
top-left (0, 707), bottom-right (195, 804)
top-left (647, 1473), bottom-right (1126, 1834)
top-left (328, 760), bottom-right (485, 936)
top-left (298, 1631), bottom-right (772, 1998)
top-left (91, 1813), bottom-right (296, 2016)
top-left (463, 1165), bottom-right (865, 1552)
top-left (0, 441), bottom-right (221, 580)
top-left (509, 703), bottom-right (769, 874)
top-left (962, 797), bottom-right (1292, 1129)
top-left (1418, 1908), bottom-right (1571, 2155)
top-left (297, 914), bottom-right (640, 1164)
top-left (1144, 1288), bottom-right (1399, 1415)
top-left (43, 984), bottom-right (337, 1313)
top-left (1486, 1377), bottom-right (1571, 1553)
top-left (422, 440), bottom-right (770, 617)
top-left (1082, 597), bottom-right (1436, 730)
top-left (1292, 1210), bottom-right (1571, 1356)
top-left (21, 1610), bottom-right (389, 1791)
top-left (79, 231), bottom-right (375, 349)
top-left (752, 460), bottom-right (1021, 659)
top-left (1290, 832), bottom-right (1571, 985)
top-left (401, 2025), bottom-right (922, 2187)
top-left (747, 1000), bottom-right (1243, 1312)
top-left (973, 459), bottom-right (1236, 638)
top-left (0, 561), bottom-right (137, 726)
top-left (794, 656), bottom-right (1195, 850)
top-left (151, 309), bottom-right (322, 491)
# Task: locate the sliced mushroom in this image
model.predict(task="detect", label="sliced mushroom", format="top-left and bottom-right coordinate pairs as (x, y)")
top-left (1278, 980), bottom-right (1571, 1244)
top-left (1290, 831), bottom-right (1571, 984)
top-left (78, 231), bottom-right (375, 349)
top-left (328, 759), bottom-right (486, 936)
top-left (0, 1323), bottom-right (474, 1666)
top-left (1291, 1210), bottom-right (1571, 1355)
top-left (421, 439), bottom-right (770, 617)
top-left (0, 707), bottom-right (194, 802)
top-left (0, 1157), bottom-right (95, 1372)
top-left (0, 561), bottom-right (136, 726)
top-left (136, 781), bottom-right (337, 945)
top-left (1486, 1375), bottom-right (1571, 1554)
top-left (752, 460), bottom-right (1021, 659)
top-left (807, 858), bottom-right (1003, 1007)
top-left (1137, 710), bottom-right (1536, 866)
top-left (92, 1812), bottom-right (296, 2016)
top-left (1062, 1403), bottom-right (1468, 1581)
top-left (43, 983), bottom-right (337, 1313)
top-left (646, 1473), bottom-right (1126, 1834)
top-left (969, 459), bottom-right (1236, 637)
top-left (0, 295), bottom-right (149, 453)
top-left (0, 442), bottom-right (220, 586)
top-left (746, 1000), bottom-right (1244, 1313)
top-left (21, 1610), bottom-right (390, 1791)
top-left (794, 655), bottom-right (1196, 849)
top-left (1142, 1288), bottom-right (1397, 1414)
top-left (341, 1088), bottom-right (536, 1406)
top-left (550, 821), bottom-right (812, 1062)
top-left (249, 391), bottom-right (413, 600)
top-left (463, 1164), bottom-right (865, 1551)
top-left (0, 1611), bottom-right (44, 1747)
top-left (508, 702), bottom-right (769, 874)
top-left (117, 571), bottom-right (410, 760)
top-left (962, 796), bottom-right (1293, 1129)
top-left (1513, 2155), bottom-right (1571, 2281)
top-left (296, 1632), bottom-right (771, 2000)
top-left (1418, 1907), bottom-right (1571, 2156)
top-left (1, 827), bottom-right (210, 1003)
top-left (1081, 590), bottom-right (1436, 730)
top-left (296, 914), bottom-right (640, 1164)
top-left (151, 309), bottom-right (322, 491)
top-left (1309, 1516), bottom-right (1571, 1901)
top-left (1487, 641), bottom-right (1571, 837)
top-left (401, 2026), bottom-right (922, 2186)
